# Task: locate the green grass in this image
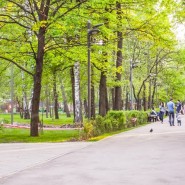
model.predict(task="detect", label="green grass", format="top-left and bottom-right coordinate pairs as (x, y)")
top-left (0, 128), bottom-right (81, 143)
top-left (0, 113), bottom-right (75, 126)
top-left (0, 118), bottom-right (149, 143)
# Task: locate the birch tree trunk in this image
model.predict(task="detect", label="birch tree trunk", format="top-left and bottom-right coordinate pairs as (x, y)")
top-left (59, 78), bottom-right (71, 117)
top-left (74, 62), bottom-right (83, 125)
top-left (70, 67), bottom-right (75, 121)
top-left (21, 70), bottom-right (30, 119)
top-left (53, 71), bottom-right (59, 119)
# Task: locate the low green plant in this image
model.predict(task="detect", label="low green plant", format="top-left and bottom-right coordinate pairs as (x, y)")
top-left (81, 121), bottom-right (94, 140)
top-left (81, 110), bottom-right (149, 140)
top-left (0, 128), bottom-right (80, 143)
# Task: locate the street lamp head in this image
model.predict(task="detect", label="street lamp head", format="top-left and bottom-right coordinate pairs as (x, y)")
top-left (88, 28), bottom-right (100, 35)
top-left (92, 23), bottom-right (104, 29)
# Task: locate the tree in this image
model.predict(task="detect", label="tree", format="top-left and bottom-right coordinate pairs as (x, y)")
top-left (0, 0), bottom-right (87, 136)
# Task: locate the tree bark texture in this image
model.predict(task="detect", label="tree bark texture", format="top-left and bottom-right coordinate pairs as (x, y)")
top-left (114, 2), bottom-right (123, 110)
top-left (53, 71), bottom-right (59, 119)
top-left (60, 78), bottom-right (71, 117)
top-left (74, 62), bottom-right (83, 125)
top-left (99, 71), bottom-right (107, 117)
top-left (143, 83), bottom-right (147, 111)
top-left (21, 70), bottom-right (30, 119)
top-left (45, 86), bottom-right (49, 118)
top-left (30, 31), bottom-right (44, 136)
top-left (70, 67), bottom-right (75, 122)
top-left (83, 99), bottom-right (88, 118)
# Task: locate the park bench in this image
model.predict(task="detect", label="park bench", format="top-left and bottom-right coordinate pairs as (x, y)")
top-left (148, 114), bottom-right (158, 122)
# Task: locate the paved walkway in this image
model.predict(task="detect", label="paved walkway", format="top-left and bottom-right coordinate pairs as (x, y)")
top-left (1, 115), bottom-right (185, 185)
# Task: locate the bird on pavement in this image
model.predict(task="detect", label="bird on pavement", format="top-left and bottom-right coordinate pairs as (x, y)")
top-left (150, 128), bottom-right (153, 133)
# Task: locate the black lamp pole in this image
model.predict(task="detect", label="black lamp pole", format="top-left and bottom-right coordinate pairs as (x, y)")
top-left (87, 20), bottom-right (91, 119)
top-left (87, 21), bottom-right (103, 119)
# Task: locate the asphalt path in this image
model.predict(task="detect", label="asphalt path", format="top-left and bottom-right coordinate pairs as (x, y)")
top-left (1, 116), bottom-right (185, 185)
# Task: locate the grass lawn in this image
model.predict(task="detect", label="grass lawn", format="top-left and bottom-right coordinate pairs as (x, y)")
top-left (0, 113), bottom-right (75, 126)
top-left (0, 117), bottom-right (148, 143)
top-left (0, 128), bottom-right (82, 143)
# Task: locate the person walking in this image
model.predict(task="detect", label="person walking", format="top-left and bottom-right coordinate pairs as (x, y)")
top-left (159, 102), bottom-right (165, 123)
top-left (167, 98), bottom-right (175, 126)
top-left (176, 100), bottom-right (182, 113)
top-left (176, 112), bottom-right (182, 126)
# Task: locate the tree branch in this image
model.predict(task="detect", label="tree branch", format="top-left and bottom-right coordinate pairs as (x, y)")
top-left (0, 56), bottom-right (33, 76)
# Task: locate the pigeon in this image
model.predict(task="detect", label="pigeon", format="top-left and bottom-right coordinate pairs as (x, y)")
top-left (150, 128), bottom-right (153, 133)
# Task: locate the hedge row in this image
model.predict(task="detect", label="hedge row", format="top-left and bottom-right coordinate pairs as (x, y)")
top-left (82, 110), bottom-right (149, 139)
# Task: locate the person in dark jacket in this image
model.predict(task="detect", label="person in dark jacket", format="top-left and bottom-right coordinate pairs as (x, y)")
top-left (176, 100), bottom-right (182, 113)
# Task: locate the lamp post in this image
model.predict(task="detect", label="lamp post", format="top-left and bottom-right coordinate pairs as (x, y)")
top-left (10, 63), bottom-right (14, 125)
top-left (130, 59), bottom-right (133, 110)
top-left (130, 60), bottom-right (139, 110)
top-left (87, 20), bottom-right (103, 119)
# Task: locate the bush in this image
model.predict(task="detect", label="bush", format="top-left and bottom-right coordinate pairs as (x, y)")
top-left (82, 110), bottom-right (149, 140)
top-left (104, 119), bottom-right (113, 132)
top-left (106, 111), bottom-right (126, 130)
top-left (82, 121), bottom-right (94, 139)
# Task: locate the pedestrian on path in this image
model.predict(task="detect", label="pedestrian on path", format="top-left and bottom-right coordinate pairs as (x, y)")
top-left (176, 100), bottom-right (182, 113)
top-left (159, 102), bottom-right (165, 123)
top-left (167, 98), bottom-right (175, 126)
top-left (176, 112), bottom-right (182, 126)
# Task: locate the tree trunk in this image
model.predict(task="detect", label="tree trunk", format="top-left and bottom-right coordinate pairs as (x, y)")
top-left (136, 99), bottom-right (142, 110)
top-left (114, 2), bottom-right (123, 110)
top-left (99, 71), bottom-right (107, 117)
top-left (49, 91), bottom-right (52, 118)
top-left (30, 0), bottom-right (50, 137)
top-left (53, 71), bottom-right (59, 119)
top-left (143, 83), bottom-right (147, 111)
top-left (106, 89), bottom-right (109, 112)
top-left (45, 85), bottom-right (49, 118)
top-left (124, 90), bottom-right (128, 110)
top-left (30, 29), bottom-right (46, 136)
top-left (152, 80), bottom-right (157, 107)
top-left (30, 63), bottom-right (43, 136)
top-left (21, 70), bottom-right (30, 119)
top-left (148, 78), bottom-right (152, 109)
top-left (16, 97), bottom-right (23, 119)
top-left (60, 78), bottom-right (71, 117)
top-left (70, 67), bottom-right (75, 122)
top-left (111, 88), bottom-right (115, 110)
top-left (84, 99), bottom-right (88, 118)
top-left (23, 91), bottom-right (30, 119)
top-left (74, 62), bottom-right (83, 125)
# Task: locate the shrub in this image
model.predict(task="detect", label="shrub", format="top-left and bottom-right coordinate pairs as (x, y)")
top-left (82, 121), bottom-right (94, 139)
top-left (106, 111), bottom-right (126, 130)
top-left (82, 110), bottom-right (149, 140)
top-left (104, 119), bottom-right (113, 132)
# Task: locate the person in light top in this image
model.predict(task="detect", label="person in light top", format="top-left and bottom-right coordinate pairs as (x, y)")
top-left (176, 112), bottom-right (182, 126)
top-left (167, 98), bottom-right (175, 126)
top-left (159, 102), bottom-right (165, 123)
